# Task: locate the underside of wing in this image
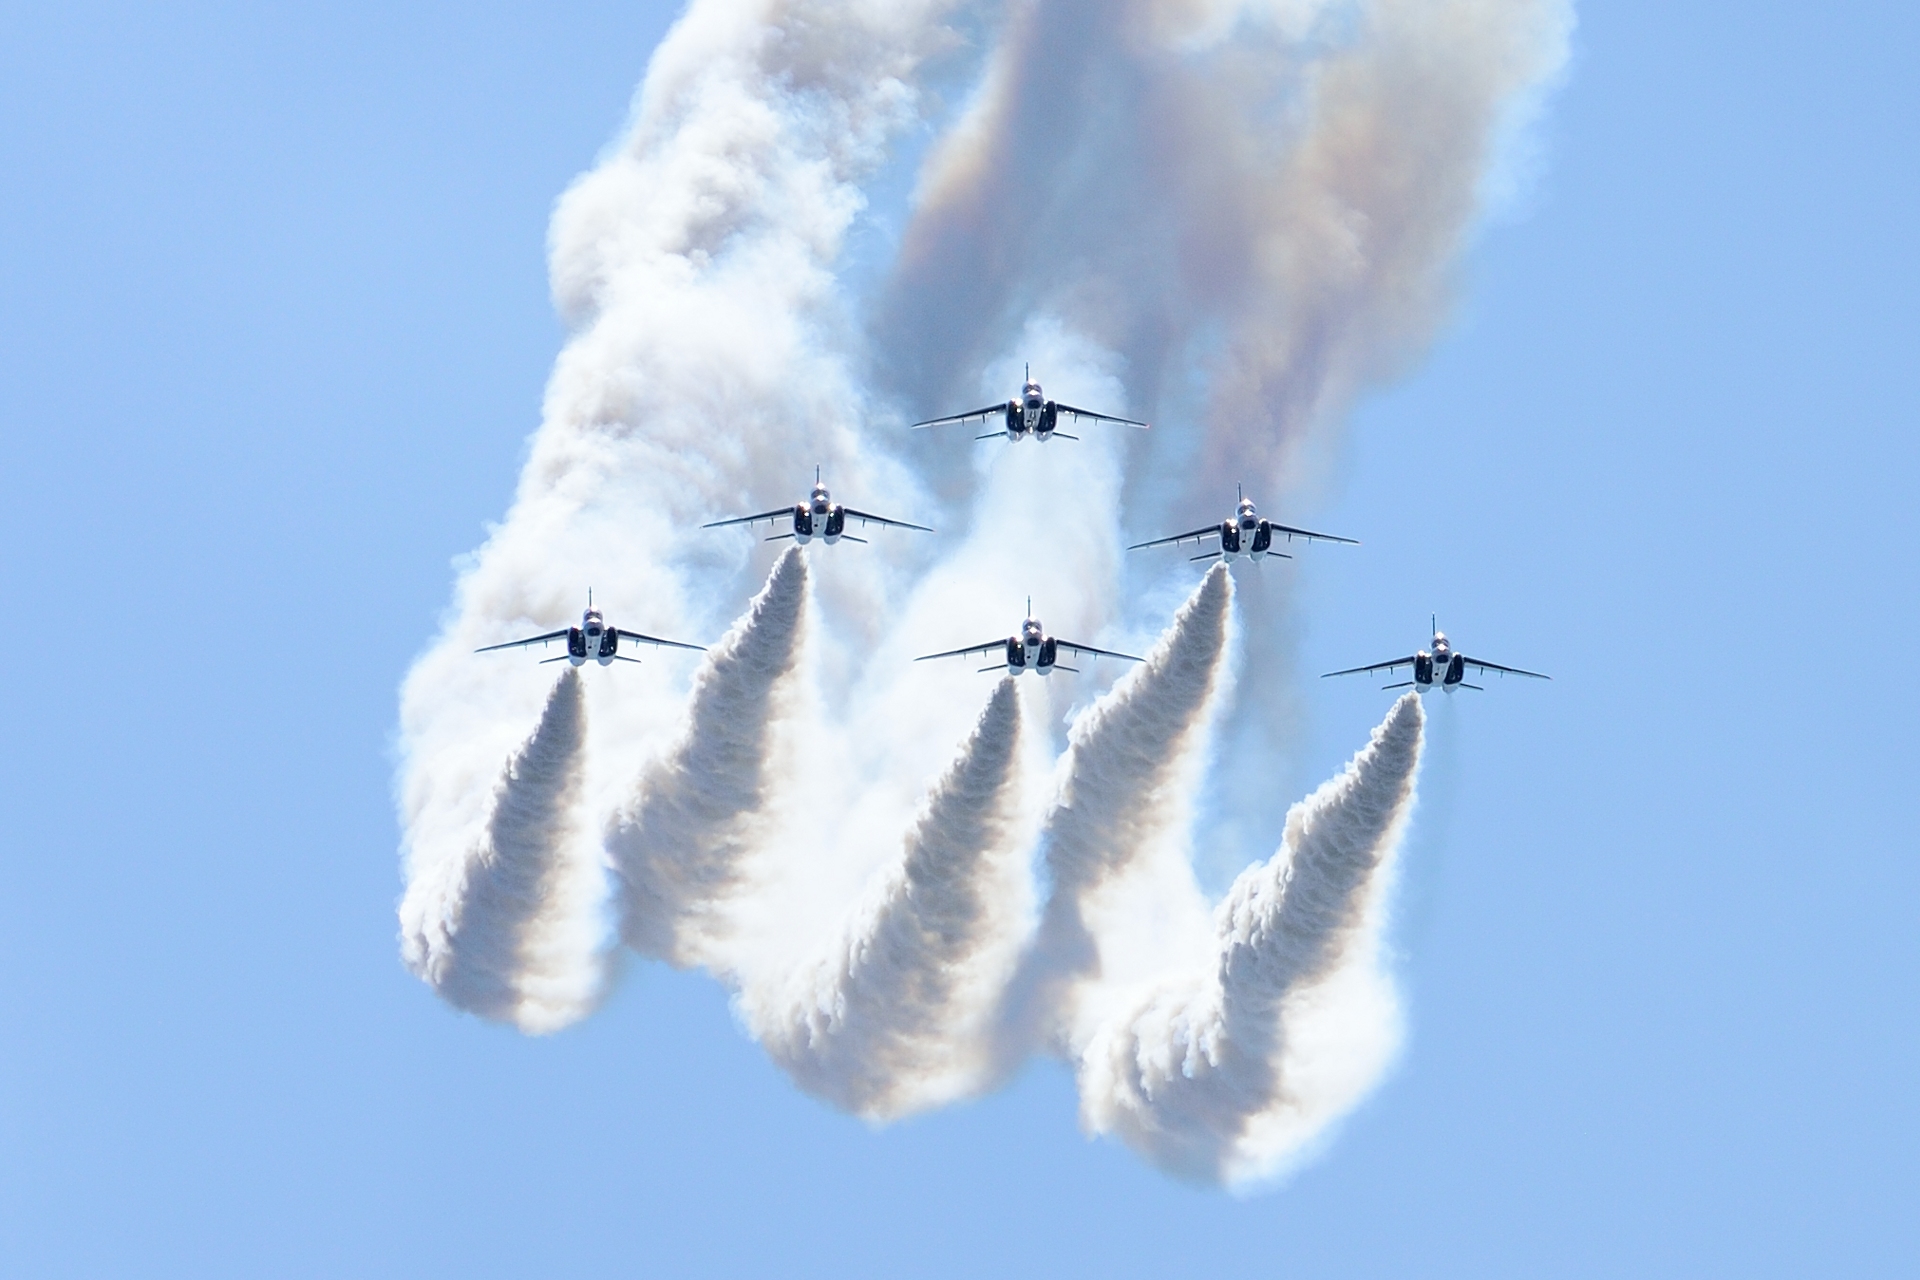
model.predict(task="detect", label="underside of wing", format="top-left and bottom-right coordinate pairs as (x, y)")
top-left (916, 639), bottom-right (1007, 662)
top-left (1462, 656), bottom-right (1551, 680)
top-left (615, 628), bottom-right (706, 653)
top-left (841, 507), bottom-right (934, 532)
top-left (912, 405), bottom-right (1003, 430)
top-left (474, 628), bottom-right (570, 654)
top-left (1053, 402), bottom-right (1149, 429)
top-left (1322, 655), bottom-right (1419, 678)
top-left (1127, 525), bottom-right (1220, 552)
top-left (1056, 638), bottom-right (1144, 663)
top-left (1264, 521), bottom-right (1359, 546)
top-left (702, 508), bottom-right (794, 530)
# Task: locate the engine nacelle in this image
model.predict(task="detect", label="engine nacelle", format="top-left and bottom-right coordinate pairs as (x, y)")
top-left (824, 506), bottom-right (846, 539)
top-left (567, 627), bottom-right (588, 663)
top-left (1038, 403), bottom-right (1058, 437)
top-left (597, 629), bottom-right (619, 663)
top-left (1005, 402), bottom-right (1023, 436)
top-left (1218, 519), bottom-right (1242, 555)
top-left (1443, 654), bottom-right (1466, 685)
top-left (792, 504), bottom-right (813, 538)
top-left (1037, 637), bottom-right (1058, 671)
top-left (1414, 653), bottom-right (1434, 685)
top-left (1251, 520), bottom-right (1273, 555)
top-left (1004, 637), bottom-right (1026, 669)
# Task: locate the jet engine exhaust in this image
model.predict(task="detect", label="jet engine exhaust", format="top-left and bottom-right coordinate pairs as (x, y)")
top-left (399, 668), bottom-right (602, 1034)
top-left (607, 547), bottom-right (809, 970)
top-left (992, 563), bottom-right (1234, 1068)
top-left (747, 676), bottom-right (1029, 1120)
top-left (1079, 693), bottom-right (1425, 1186)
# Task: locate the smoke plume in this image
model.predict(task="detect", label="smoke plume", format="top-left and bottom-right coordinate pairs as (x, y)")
top-left (607, 547), bottom-right (808, 969)
top-left (398, 668), bottom-right (603, 1034)
top-left (746, 676), bottom-right (1029, 1119)
top-left (995, 564), bottom-right (1234, 1064)
top-left (1079, 692), bottom-right (1425, 1185)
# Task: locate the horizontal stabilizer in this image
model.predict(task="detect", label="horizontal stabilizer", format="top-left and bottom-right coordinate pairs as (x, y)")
top-left (539, 654), bottom-right (571, 665)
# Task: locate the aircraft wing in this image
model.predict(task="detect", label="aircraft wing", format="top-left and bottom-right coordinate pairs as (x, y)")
top-left (474, 629), bottom-right (570, 654)
top-left (840, 507), bottom-right (934, 533)
top-left (615, 629), bottom-right (706, 654)
top-left (1056, 638), bottom-right (1145, 663)
top-left (702, 507), bottom-right (795, 530)
top-left (1264, 520), bottom-right (1359, 546)
top-left (915, 638), bottom-right (1008, 662)
top-left (1321, 655), bottom-right (1420, 679)
top-left (1053, 402), bottom-right (1149, 429)
top-left (912, 405), bottom-right (1004, 431)
top-left (1127, 524), bottom-right (1221, 552)
top-left (1461, 655), bottom-right (1550, 680)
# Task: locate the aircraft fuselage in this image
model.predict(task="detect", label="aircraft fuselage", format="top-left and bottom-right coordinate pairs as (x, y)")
top-left (1000, 620), bottom-right (1060, 674)
top-left (789, 485), bottom-right (851, 544)
top-left (559, 608), bottom-right (624, 666)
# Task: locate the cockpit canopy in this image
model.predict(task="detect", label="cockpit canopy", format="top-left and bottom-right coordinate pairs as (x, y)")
top-left (1023, 382), bottom-right (1043, 404)
top-left (583, 611), bottom-right (604, 633)
top-left (1023, 621), bottom-right (1042, 639)
top-left (1432, 632), bottom-right (1448, 650)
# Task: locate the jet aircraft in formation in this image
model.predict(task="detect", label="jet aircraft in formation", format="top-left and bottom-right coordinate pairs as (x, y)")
top-left (475, 361), bottom-right (1545, 692)
top-left (1322, 618), bottom-right (1549, 693)
top-left (1129, 488), bottom-right (1357, 563)
top-left (704, 469), bottom-right (933, 545)
top-left (475, 594), bottom-right (706, 667)
top-left (913, 366), bottom-right (1149, 443)
top-left (916, 602), bottom-right (1143, 676)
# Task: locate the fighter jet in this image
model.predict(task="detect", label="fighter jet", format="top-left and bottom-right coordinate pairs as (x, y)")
top-left (1322, 618), bottom-right (1548, 692)
top-left (1129, 487), bottom-right (1357, 563)
top-left (475, 593), bottom-right (705, 667)
top-left (912, 366), bottom-right (1149, 442)
top-left (703, 468), bottom-right (932, 545)
top-left (915, 602), bottom-right (1144, 675)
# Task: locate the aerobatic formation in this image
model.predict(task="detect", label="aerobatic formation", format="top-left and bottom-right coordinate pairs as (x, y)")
top-left (396, 0), bottom-right (1570, 1188)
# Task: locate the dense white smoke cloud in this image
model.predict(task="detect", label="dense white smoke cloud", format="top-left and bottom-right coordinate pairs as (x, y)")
top-left (995, 563), bottom-right (1234, 1068)
top-left (399, 668), bottom-right (604, 1034)
top-left (608, 547), bottom-right (809, 969)
top-left (746, 676), bottom-right (1030, 1119)
top-left (1080, 692), bottom-right (1424, 1186)
top-left (394, 0), bottom-right (1564, 1182)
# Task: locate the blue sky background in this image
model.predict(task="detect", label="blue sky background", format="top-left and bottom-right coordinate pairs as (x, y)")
top-left (2, 2), bottom-right (1916, 1275)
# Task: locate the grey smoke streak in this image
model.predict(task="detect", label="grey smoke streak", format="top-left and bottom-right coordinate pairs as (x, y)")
top-left (608, 548), bottom-right (808, 968)
top-left (996, 563), bottom-right (1234, 1062)
top-left (751, 677), bottom-right (1026, 1119)
top-left (1080, 692), bottom-right (1424, 1184)
top-left (400, 668), bottom-right (601, 1034)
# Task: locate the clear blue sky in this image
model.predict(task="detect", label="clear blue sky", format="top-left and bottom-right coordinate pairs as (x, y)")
top-left (2, 2), bottom-right (1915, 1275)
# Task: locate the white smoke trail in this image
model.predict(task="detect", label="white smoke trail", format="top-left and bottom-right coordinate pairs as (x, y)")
top-left (395, 0), bottom-right (971, 990)
top-left (398, 668), bottom-right (606, 1034)
top-left (607, 547), bottom-right (808, 970)
top-left (995, 564), bottom-right (1235, 1065)
top-left (1078, 692), bottom-right (1424, 1185)
top-left (745, 676), bottom-right (1030, 1119)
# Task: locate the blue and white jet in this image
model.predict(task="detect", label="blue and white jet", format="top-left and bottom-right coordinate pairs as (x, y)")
top-left (1322, 618), bottom-right (1548, 693)
top-left (475, 593), bottom-right (705, 667)
top-left (916, 602), bottom-right (1143, 676)
top-left (912, 366), bottom-right (1148, 443)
